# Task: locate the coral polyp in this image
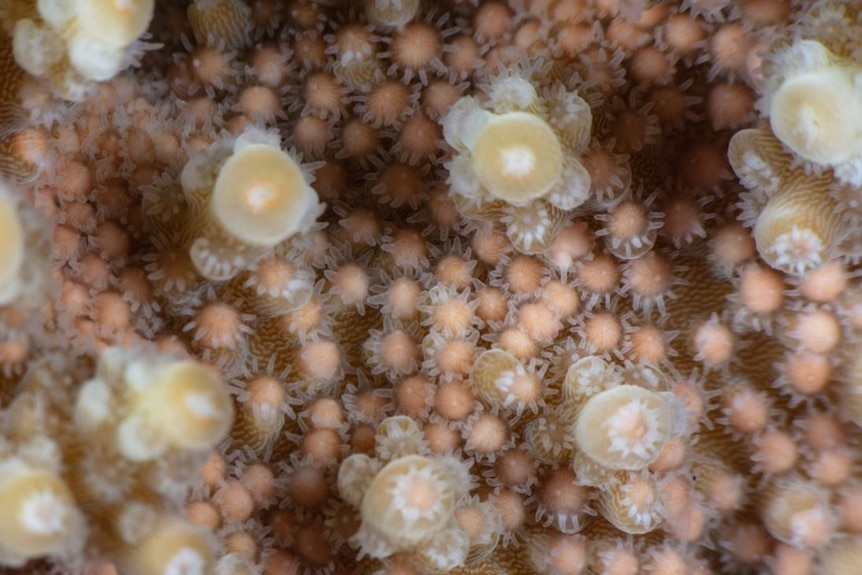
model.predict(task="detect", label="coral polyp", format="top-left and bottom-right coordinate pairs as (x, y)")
top-left (442, 67), bottom-right (593, 254)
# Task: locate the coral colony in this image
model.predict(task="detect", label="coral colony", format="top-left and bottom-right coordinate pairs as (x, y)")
top-left (3, 0), bottom-right (862, 574)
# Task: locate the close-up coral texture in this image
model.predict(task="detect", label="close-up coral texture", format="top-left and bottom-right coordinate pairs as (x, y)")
top-left (1, 0), bottom-right (862, 574)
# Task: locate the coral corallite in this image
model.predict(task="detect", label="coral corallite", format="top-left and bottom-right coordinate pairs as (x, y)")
top-left (2, 1), bottom-right (862, 575)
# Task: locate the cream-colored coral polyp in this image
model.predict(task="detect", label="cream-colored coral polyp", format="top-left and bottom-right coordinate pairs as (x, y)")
top-left (769, 66), bottom-right (862, 165)
top-left (763, 480), bottom-right (831, 548)
top-left (119, 518), bottom-right (213, 575)
top-left (68, 35), bottom-right (126, 81)
top-left (338, 454), bottom-right (380, 508)
top-left (413, 522), bottom-right (471, 573)
top-left (365, 0), bottom-right (420, 29)
top-left (375, 415), bottom-right (427, 462)
top-left (73, 0), bottom-right (155, 48)
top-left (753, 175), bottom-right (841, 274)
top-left (470, 112), bottom-right (563, 204)
top-left (211, 144), bottom-right (316, 247)
top-left (0, 461), bottom-right (80, 560)
top-left (573, 384), bottom-right (672, 471)
top-left (470, 348), bottom-right (520, 406)
top-left (360, 455), bottom-right (457, 548)
top-left (563, 356), bottom-right (622, 403)
top-left (12, 20), bottom-right (65, 77)
top-left (137, 360), bottom-right (233, 452)
top-left (36, 0), bottom-right (77, 31)
top-left (596, 472), bottom-right (662, 534)
top-left (0, 189), bottom-right (24, 303)
top-left (727, 128), bottom-right (793, 194)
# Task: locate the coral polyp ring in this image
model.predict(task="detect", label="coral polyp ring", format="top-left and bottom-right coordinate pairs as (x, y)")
top-left (574, 384), bottom-right (673, 471)
top-left (470, 112), bottom-right (564, 204)
top-left (210, 144), bottom-right (315, 247)
top-left (770, 67), bottom-right (860, 165)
